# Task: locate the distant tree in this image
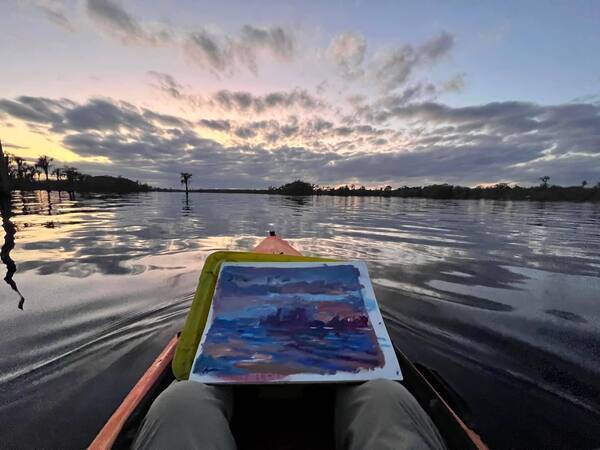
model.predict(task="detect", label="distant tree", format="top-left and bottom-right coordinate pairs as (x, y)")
top-left (63, 166), bottom-right (80, 185)
top-left (384, 185), bottom-right (393, 192)
top-left (581, 180), bottom-right (588, 188)
top-left (5, 153), bottom-right (16, 179)
top-left (26, 164), bottom-right (40, 181)
top-left (35, 155), bottom-right (53, 180)
top-left (274, 180), bottom-right (315, 195)
top-left (13, 156), bottom-right (26, 179)
top-left (51, 167), bottom-right (62, 180)
top-left (539, 176), bottom-right (550, 188)
top-left (180, 172), bottom-right (192, 194)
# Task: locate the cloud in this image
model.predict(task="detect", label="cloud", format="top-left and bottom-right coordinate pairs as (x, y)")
top-left (199, 119), bottom-right (231, 131)
top-left (325, 31), bottom-right (455, 90)
top-left (350, 77), bottom-right (466, 123)
top-left (327, 32), bottom-right (367, 80)
top-left (316, 143), bottom-right (542, 185)
top-left (147, 71), bottom-right (184, 99)
top-left (148, 74), bottom-right (323, 114)
top-left (234, 127), bottom-right (257, 139)
top-left (209, 89), bottom-right (324, 113)
top-left (370, 31), bottom-right (455, 91)
top-left (240, 25), bottom-right (295, 61)
top-left (142, 109), bottom-right (191, 128)
top-left (85, 0), bottom-right (171, 46)
top-left (0, 96), bottom-right (72, 124)
top-left (378, 83), bottom-right (438, 108)
top-left (218, 116), bottom-right (390, 150)
top-left (183, 25), bottom-right (296, 75)
top-left (60, 99), bottom-right (153, 132)
top-left (28, 0), bottom-right (75, 31)
top-left (1, 141), bottom-right (28, 150)
top-left (28, 1), bottom-right (296, 75)
top-left (0, 96), bottom-right (187, 134)
top-left (183, 29), bottom-right (233, 74)
top-left (2, 95), bottom-right (599, 187)
top-left (419, 31), bottom-right (455, 62)
top-left (442, 73), bottom-right (466, 93)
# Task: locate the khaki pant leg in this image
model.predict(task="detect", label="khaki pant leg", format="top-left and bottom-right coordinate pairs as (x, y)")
top-left (335, 379), bottom-right (447, 450)
top-left (133, 381), bottom-right (236, 450)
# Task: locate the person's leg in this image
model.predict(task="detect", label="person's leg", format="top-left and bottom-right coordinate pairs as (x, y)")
top-left (335, 378), bottom-right (446, 450)
top-left (133, 381), bottom-right (236, 450)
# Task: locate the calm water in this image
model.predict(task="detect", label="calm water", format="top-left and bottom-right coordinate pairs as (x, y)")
top-left (0, 191), bottom-right (599, 449)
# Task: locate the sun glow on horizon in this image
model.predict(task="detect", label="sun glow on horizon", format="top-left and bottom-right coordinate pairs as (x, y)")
top-left (1, 122), bottom-right (111, 165)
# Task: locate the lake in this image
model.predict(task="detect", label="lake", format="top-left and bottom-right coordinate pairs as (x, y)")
top-left (0, 191), bottom-right (599, 449)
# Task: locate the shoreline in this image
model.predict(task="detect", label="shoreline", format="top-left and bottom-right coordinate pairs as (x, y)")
top-left (4, 186), bottom-right (599, 203)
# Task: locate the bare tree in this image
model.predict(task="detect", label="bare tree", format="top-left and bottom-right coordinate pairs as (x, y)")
top-left (180, 172), bottom-right (192, 194)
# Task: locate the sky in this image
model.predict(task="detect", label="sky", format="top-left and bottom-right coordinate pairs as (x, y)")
top-left (1, 0), bottom-right (599, 189)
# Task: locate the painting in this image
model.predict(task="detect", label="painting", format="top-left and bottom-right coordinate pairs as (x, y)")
top-left (189, 262), bottom-right (402, 384)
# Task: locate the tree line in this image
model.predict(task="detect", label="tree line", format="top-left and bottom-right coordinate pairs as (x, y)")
top-left (269, 179), bottom-right (600, 202)
top-left (2, 153), bottom-right (150, 193)
top-left (7, 154), bottom-right (81, 183)
top-left (5, 152), bottom-right (597, 201)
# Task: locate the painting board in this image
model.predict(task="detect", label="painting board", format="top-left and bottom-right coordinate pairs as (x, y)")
top-left (189, 261), bottom-right (402, 384)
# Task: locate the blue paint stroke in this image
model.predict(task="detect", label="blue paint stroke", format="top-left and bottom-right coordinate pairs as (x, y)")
top-left (193, 264), bottom-right (385, 378)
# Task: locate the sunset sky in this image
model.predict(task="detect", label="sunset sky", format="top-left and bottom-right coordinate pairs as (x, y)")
top-left (1, 0), bottom-right (599, 188)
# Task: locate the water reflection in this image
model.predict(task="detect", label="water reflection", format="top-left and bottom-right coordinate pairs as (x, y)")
top-left (283, 195), bottom-right (309, 207)
top-left (182, 193), bottom-right (192, 215)
top-left (1, 197), bottom-right (25, 309)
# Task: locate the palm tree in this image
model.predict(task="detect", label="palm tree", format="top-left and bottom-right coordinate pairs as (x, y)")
top-left (13, 157), bottom-right (26, 180)
top-left (539, 176), bottom-right (550, 188)
top-left (63, 166), bottom-right (80, 185)
top-left (51, 167), bottom-right (62, 180)
top-left (180, 172), bottom-right (192, 194)
top-left (26, 165), bottom-right (40, 181)
top-left (36, 155), bottom-right (53, 181)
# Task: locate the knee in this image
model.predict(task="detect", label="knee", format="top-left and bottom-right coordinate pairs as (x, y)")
top-left (361, 378), bottom-right (406, 396)
top-left (134, 382), bottom-right (236, 450)
top-left (168, 380), bottom-right (215, 400)
top-left (149, 381), bottom-right (230, 420)
top-left (157, 381), bottom-right (209, 405)
top-left (358, 379), bottom-right (414, 406)
top-left (148, 381), bottom-right (204, 418)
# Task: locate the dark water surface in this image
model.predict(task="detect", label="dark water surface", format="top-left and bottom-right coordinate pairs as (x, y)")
top-left (0, 191), bottom-right (599, 449)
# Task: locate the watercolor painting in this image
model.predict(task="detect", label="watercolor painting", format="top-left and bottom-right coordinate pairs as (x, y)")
top-left (189, 262), bottom-right (401, 384)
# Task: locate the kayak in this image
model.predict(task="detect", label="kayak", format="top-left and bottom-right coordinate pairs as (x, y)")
top-left (90, 234), bottom-right (487, 450)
